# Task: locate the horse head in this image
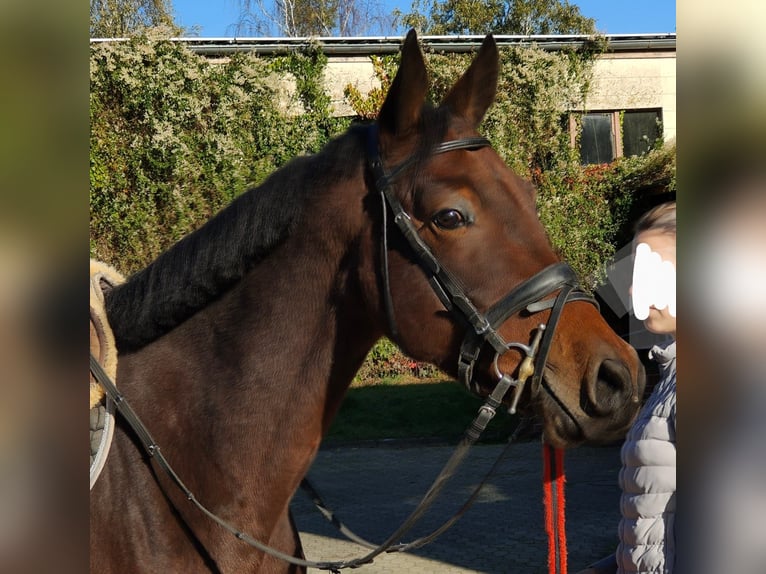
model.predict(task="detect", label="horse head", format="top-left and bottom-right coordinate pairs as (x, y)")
top-left (369, 30), bottom-right (645, 447)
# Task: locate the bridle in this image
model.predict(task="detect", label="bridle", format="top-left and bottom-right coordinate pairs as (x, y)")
top-left (367, 124), bottom-right (598, 418)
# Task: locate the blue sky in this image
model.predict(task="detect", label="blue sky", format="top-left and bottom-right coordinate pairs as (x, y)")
top-left (172, 0), bottom-right (676, 37)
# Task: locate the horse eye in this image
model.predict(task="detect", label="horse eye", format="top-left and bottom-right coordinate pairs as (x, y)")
top-left (433, 209), bottom-right (466, 230)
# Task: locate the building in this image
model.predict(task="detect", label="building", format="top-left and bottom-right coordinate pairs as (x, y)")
top-left (136, 33), bottom-right (676, 165)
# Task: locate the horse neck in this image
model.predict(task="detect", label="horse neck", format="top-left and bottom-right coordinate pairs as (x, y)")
top-left (112, 173), bottom-right (383, 545)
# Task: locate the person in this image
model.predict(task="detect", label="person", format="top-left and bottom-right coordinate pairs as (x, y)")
top-left (577, 201), bottom-right (676, 574)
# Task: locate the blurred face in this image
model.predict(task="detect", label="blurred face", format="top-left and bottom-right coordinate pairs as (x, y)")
top-left (632, 230), bottom-right (676, 338)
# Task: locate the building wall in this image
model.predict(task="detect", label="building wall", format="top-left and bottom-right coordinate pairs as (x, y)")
top-left (584, 52), bottom-right (676, 143)
top-left (323, 56), bottom-right (380, 116)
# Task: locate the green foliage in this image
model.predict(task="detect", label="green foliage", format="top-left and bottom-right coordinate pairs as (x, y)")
top-left (90, 32), bottom-right (349, 273)
top-left (538, 143), bottom-right (676, 288)
top-left (406, 0), bottom-right (504, 35)
top-left (498, 0), bottom-right (596, 35)
top-left (291, 0), bottom-right (341, 36)
top-left (398, 0), bottom-right (596, 36)
top-left (343, 55), bottom-right (398, 119)
top-left (354, 338), bottom-right (442, 383)
top-left (270, 45), bottom-right (350, 146)
top-left (90, 0), bottom-right (177, 37)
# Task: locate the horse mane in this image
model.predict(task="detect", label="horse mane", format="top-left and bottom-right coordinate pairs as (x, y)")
top-left (105, 126), bottom-right (369, 351)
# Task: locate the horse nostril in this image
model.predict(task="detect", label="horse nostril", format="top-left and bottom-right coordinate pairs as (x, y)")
top-left (589, 359), bottom-right (631, 415)
top-left (598, 359), bottom-right (627, 391)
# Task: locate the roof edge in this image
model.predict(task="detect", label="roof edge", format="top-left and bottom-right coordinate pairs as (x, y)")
top-left (90, 33), bottom-right (676, 56)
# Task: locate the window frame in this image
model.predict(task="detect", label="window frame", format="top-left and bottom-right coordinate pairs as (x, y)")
top-left (570, 108), bottom-right (663, 165)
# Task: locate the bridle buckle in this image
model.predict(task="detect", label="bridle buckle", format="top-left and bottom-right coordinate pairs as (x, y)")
top-left (493, 325), bottom-right (546, 415)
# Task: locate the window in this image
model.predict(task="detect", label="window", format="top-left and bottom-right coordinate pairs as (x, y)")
top-left (571, 109), bottom-right (662, 165)
top-left (622, 110), bottom-right (662, 157)
top-left (580, 113), bottom-right (616, 164)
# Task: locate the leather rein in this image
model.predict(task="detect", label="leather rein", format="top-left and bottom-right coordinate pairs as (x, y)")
top-left (90, 126), bottom-right (598, 572)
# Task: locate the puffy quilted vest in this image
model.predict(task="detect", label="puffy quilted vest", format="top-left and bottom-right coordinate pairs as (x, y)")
top-left (616, 342), bottom-right (676, 573)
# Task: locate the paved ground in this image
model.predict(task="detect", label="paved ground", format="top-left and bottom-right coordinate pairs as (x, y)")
top-left (290, 439), bottom-right (623, 573)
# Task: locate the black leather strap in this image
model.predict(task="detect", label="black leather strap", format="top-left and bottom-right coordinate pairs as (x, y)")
top-left (485, 263), bottom-right (578, 327)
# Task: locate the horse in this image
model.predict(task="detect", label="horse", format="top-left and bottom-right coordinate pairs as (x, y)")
top-left (90, 30), bottom-right (645, 573)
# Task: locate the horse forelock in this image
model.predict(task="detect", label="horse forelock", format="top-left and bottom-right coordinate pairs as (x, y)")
top-left (105, 128), bottom-right (368, 352)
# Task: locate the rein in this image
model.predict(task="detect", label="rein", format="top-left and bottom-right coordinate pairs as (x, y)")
top-left (300, 415), bottom-right (537, 555)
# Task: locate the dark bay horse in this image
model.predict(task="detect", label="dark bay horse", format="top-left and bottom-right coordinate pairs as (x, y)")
top-left (90, 31), bottom-right (645, 572)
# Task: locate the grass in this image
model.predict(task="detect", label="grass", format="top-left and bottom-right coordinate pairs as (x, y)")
top-left (325, 377), bottom-right (521, 444)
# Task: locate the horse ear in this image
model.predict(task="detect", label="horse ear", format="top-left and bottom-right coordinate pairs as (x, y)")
top-left (441, 34), bottom-right (499, 128)
top-left (377, 29), bottom-right (429, 137)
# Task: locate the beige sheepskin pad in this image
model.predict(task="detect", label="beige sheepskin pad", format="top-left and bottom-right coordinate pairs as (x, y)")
top-left (90, 260), bottom-right (124, 408)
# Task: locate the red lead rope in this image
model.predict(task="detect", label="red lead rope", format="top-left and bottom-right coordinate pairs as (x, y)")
top-left (543, 444), bottom-right (567, 574)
